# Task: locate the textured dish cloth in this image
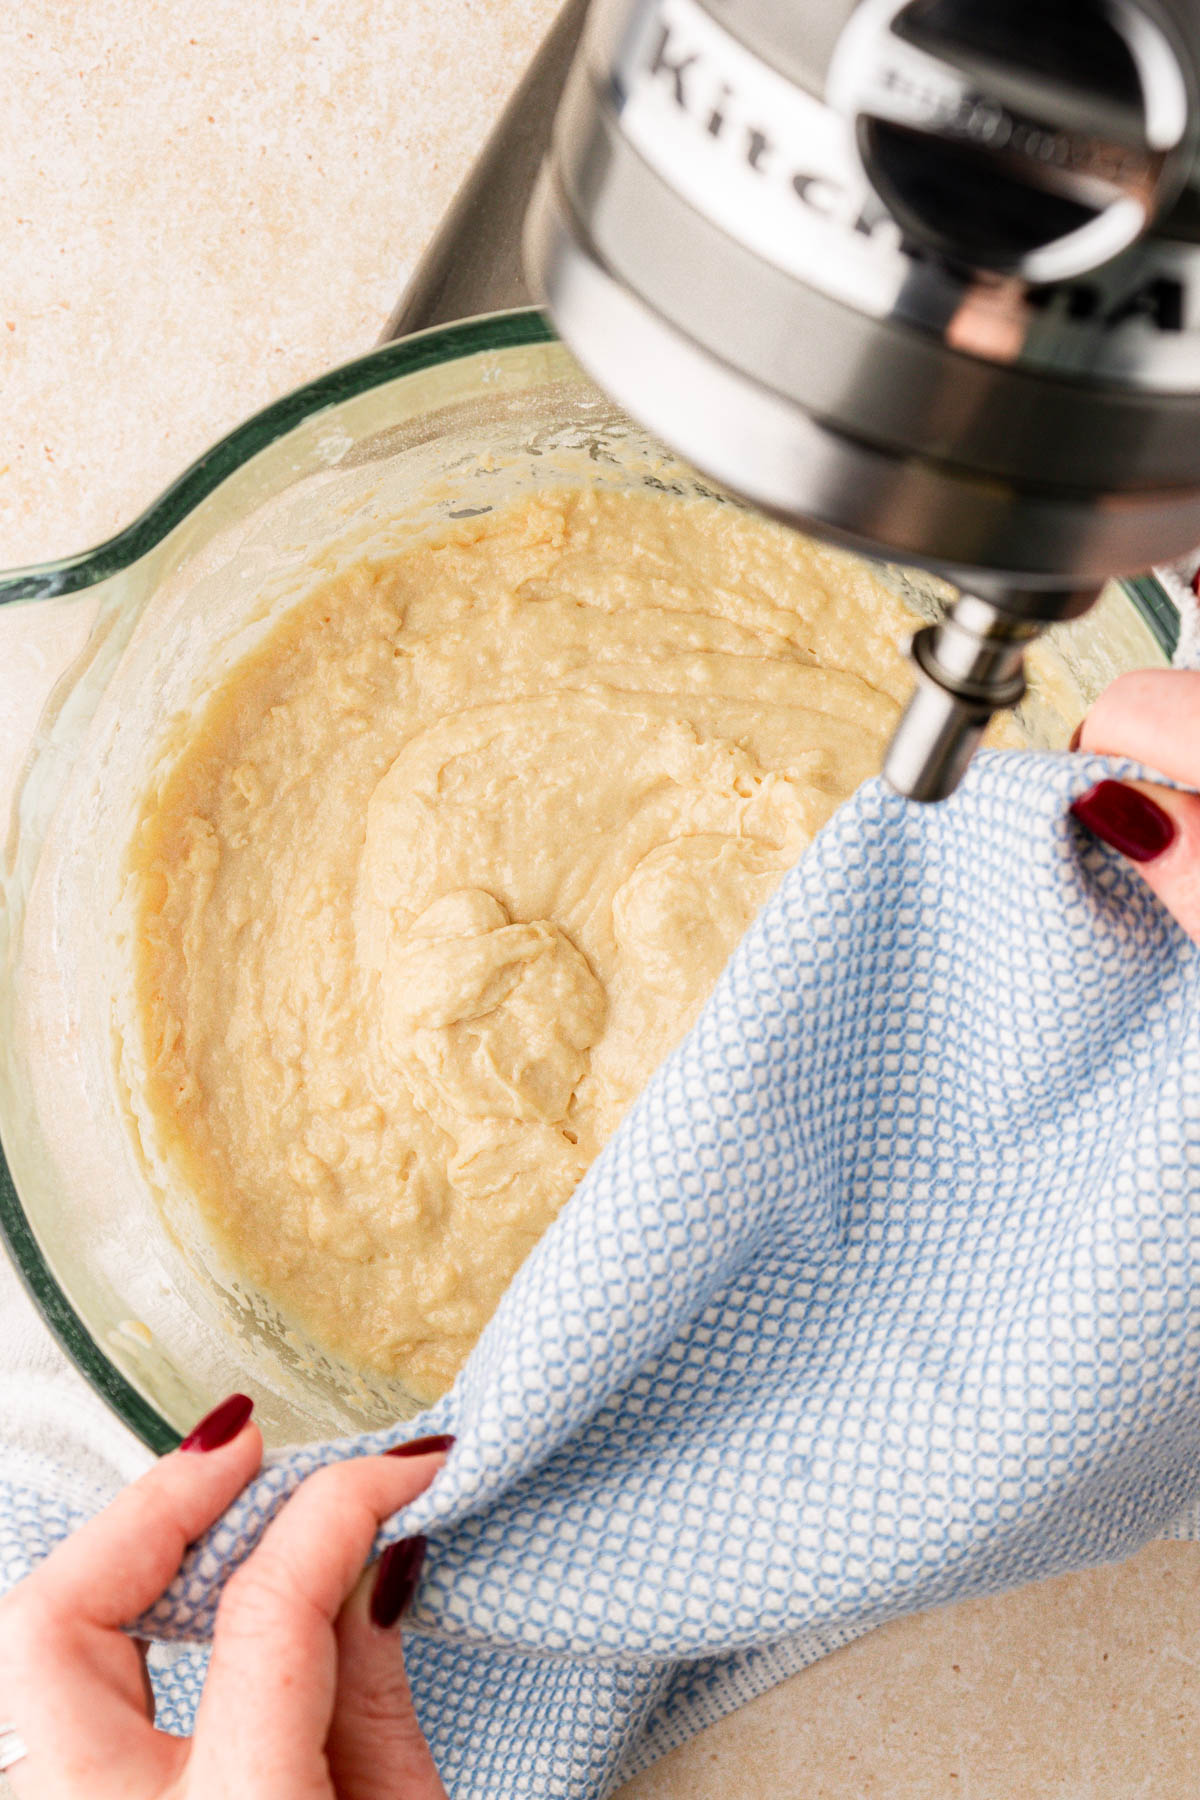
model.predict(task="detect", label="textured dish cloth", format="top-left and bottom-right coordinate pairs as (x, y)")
top-left (4, 746), bottom-right (1200, 1797)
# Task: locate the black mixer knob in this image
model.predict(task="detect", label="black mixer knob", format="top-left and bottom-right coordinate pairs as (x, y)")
top-left (828, 0), bottom-right (1194, 281)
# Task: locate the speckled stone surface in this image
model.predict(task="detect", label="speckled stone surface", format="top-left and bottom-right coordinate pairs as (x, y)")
top-left (1, 5), bottom-right (1198, 1795)
top-left (0, 0), bottom-right (560, 568)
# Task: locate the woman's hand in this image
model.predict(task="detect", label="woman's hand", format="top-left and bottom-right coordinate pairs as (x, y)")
top-left (0, 1395), bottom-right (451, 1799)
top-left (1072, 668), bottom-right (1200, 946)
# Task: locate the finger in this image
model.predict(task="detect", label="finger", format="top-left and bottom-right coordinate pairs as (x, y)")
top-left (1, 1629), bottom-right (187, 1800)
top-left (1071, 778), bottom-right (1200, 944)
top-left (0, 1398), bottom-right (260, 1796)
top-left (28, 1396), bottom-right (261, 1628)
top-left (328, 1559), bottom-right (448, 1800)
top-left (1076, 669), bottom-right (1200, 787)
top-left (190, 1449), bottom-right (448, 1796)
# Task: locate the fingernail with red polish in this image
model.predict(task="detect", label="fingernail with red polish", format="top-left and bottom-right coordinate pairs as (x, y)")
top-left (370, 1536), bottom-right (426, 1629)
top-left (1070, 780), bottom-right (1177, 863)
top-left (385, 1433), bottom-right (456, 1460)
top-left (179, 1393), bottom-right (254, 1454)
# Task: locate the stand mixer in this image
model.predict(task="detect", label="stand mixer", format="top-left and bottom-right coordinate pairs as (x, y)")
top-left (389, 0), bottom-right (1200, 799)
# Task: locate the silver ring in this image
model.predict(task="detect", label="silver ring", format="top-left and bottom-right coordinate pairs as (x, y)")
top-left (0, 1722), bottom-right (28, 1772)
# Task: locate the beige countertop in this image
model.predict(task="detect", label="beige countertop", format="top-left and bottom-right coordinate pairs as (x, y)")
top-left (2, 4), bottom-right (1199, 1794)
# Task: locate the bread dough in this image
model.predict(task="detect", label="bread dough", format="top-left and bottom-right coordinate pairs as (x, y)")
top-left (134, 486), bottom-right (929, 1398)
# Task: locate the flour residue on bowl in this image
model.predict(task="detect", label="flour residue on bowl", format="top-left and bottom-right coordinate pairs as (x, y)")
top-left (131, 485), bottom-right (922, 1398)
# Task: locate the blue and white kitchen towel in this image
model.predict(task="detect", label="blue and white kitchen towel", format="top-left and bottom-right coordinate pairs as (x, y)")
top-left (4, 746), bottom-right (1200, 1798)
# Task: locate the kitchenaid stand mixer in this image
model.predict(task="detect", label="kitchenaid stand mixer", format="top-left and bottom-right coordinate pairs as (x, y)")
top-left (389, 0), bottom-right (1200, 799)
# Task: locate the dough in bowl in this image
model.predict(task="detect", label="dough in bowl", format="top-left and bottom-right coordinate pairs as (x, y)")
top-left (133, 484), bottom-right (933, 1398)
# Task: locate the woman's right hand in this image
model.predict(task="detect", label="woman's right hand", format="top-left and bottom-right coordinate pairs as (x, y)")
top-left (1072, 668), bottom-right (1200, 946)
top-left (0, 1395), bottom-right (452, 1799)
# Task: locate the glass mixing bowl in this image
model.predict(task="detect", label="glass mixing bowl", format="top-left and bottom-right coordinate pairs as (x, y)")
top-left (0, 311), bottom-right (1178, 1453)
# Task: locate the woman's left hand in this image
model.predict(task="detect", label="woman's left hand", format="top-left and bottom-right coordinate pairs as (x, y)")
top-left (0, 1395), bottom-right (451, 1798)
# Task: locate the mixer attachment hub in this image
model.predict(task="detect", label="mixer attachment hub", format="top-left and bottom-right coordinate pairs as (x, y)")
top-left (883, 589), bottom-right (1089, 801)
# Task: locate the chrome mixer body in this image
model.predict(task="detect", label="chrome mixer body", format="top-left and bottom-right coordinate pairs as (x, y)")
top-left (391, 0), bottom-right (1200, 798)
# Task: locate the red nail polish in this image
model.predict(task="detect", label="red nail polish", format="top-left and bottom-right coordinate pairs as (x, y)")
top-left (1070, 780), bottom-right (1177, 863)
top-left (385, 1433), bottom-right (456, 1460)
top-left (370, 1536), bottom-right (426, 1629)
top-left (179, 1393), bottom-right (254, 1454)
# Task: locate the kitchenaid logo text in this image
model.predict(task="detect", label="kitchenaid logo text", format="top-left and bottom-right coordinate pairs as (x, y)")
top-left (637, 19), bottom-right (899, 249)
top-left (618, 1), bottom-right (1188, 343)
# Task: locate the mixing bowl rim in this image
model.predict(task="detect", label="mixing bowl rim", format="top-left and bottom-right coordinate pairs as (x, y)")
top-left (0, 308), bottom-right (557, 1454)
top-left (0, 308), bottom-right (1181, 1452)
top-left (0, 308), bottom-right (557, 607)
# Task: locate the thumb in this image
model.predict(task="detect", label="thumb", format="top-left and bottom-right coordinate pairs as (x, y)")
top-left (327, 1546), bottom-right (448, 1800)
top-left (1071, 777), bottom-right (1200, 945)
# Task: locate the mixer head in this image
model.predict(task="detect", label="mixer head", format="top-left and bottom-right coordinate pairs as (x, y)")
top-left (525, 0), bottom-right (1200, 796)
